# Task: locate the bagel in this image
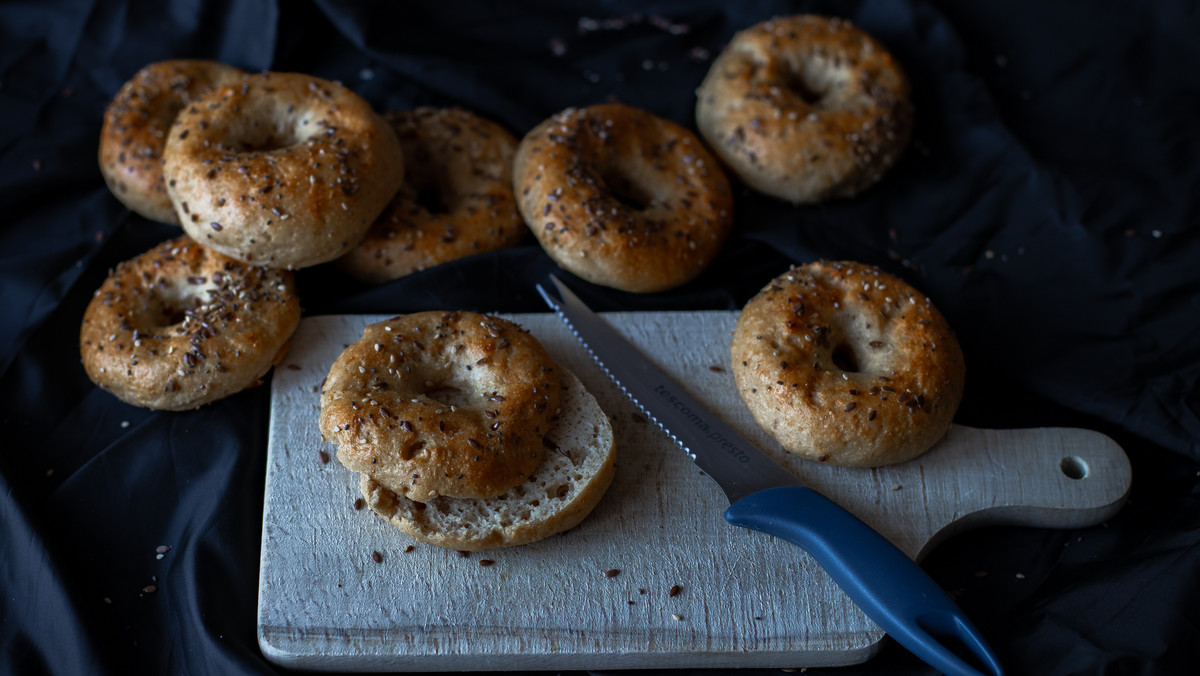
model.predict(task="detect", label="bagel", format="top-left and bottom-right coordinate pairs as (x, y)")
top-left (163, 71), bottom-right (404, 269)
top-left (338, 107), bottom-right (526, 283)
top-left (319, 311), bottom-right (562, 503)
top-left (80, 235), bottom-right (300, 410)
top-left (514, 103), bottom-right (734, 294)
top-left (360, 367), bottom-right (616, 551)
top-left (99, 60), bottom-right (245, 224)
top-left (730, 261), bottom-right (965, 467)
top-left (695, 15), bottom-right (913, 204)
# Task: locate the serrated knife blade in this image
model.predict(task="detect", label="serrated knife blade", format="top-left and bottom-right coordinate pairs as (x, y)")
top-left (537, 274), bottom-right (1004, 676)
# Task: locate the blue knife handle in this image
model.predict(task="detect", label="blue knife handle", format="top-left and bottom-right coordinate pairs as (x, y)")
top-left (725, 486), bottom-right (1004, 676)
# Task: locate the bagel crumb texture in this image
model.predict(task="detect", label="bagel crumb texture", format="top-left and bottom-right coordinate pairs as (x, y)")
top-left (731, 261), bottom-right (964, 466)
top-left (80, 235), bottom-right (301, 410)
top-left (319, 312), bottom-right (563, 503)
top-left (514, 103), bottom-right (734, 293)
top-left (696, 15), bottom-right (913, 204)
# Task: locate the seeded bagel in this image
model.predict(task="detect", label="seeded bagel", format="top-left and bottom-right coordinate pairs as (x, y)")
top-left (163, 71), bottom-right (404, 269)
top-left (731, 262), bottom-right (965, 466)
top-left (319, 312), bottom-right (562, 503)
top-left (339, 107), bottom-right (526, 283)
top-left (696, 15), bottom-right (913, 203)
top-left (360, 367), bottom-right (616, 551)
top-left (99, 60), bottom-right (245, 224)
top-left (80, 236), bottom-right (300, 410)
top-left (514, 104), bottom-right (734, 293)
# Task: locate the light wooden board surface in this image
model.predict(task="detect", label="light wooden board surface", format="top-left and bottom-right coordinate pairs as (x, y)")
top-left (257, 312), bottom-right (1131, 672)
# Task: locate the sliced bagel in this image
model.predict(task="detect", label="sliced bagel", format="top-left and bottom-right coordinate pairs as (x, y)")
top-left (360, 367), bottom-right (615, 551)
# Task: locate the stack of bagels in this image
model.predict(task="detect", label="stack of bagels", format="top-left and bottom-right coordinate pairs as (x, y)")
top-left (83, 14), bottom-right (966, 550)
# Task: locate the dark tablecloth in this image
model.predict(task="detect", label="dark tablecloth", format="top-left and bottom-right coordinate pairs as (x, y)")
top-left (2, 1), bottom-right (1198, 674)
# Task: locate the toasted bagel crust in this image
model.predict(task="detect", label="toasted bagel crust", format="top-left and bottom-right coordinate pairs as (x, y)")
top-left (320, 312), bottom-right (562, 502)
top-left (80, 236), bottom-right (300, 410)
top-left (164, 71), bottom-right (403, 269)
top-left (339, 107), bottom-right (525, 283)
top-left (514, 104), bottom-right (734, 293)
top-left (731, 261), bottom-right (964, 466)
top-left (696, 15), bottom-right (913, 203)
top-left (360, 367), bottom-right (615, 551)
top-left (99, 60), bottom-right (245, 223)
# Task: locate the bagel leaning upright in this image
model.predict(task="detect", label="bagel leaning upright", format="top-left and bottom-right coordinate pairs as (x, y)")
top-left (99, 60), bottom-right (245, 224)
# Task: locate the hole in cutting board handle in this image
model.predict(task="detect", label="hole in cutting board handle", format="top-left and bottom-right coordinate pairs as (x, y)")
top-left (1060, 456), bottom-right (1089, 480)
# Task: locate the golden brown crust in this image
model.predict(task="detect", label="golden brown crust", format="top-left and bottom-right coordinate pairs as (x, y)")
top-left (163, 71), bottom-right (404, 269)
top-left (80, 236), bottom-right (301, 410)
top-left (731, 261), bottom-right (965, 466)
top-left (359, 367), bottom-right (616, 551)
top-left (696, 15), bottom-right (913, 204)
top-left (338, 107), bottom-right (526, 283)
top-left (99, 60), bottom-right (245, 224)
top-left (514, 103), bottom-right (734, 293)
top-left (319, 311), bottom-right (562, 502)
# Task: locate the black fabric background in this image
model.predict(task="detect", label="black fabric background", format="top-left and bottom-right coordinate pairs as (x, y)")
top-left (2, 1), bottom-right (1198, 674)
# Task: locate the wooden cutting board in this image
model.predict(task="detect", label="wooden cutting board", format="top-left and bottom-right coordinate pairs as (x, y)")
top-left (257, 312), bottom-right (1130, 671)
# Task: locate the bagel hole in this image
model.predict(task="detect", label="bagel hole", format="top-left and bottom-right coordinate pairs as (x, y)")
top-left (598, 166), bottom-right (655, 211)
top-left (152, 305), bottom-right (190, 328)
top-left (831, 343), bottom-right (861, 373)
top-left (228, 127), bottom-right (307, 154)
top-left (414, 184), bottom-right (450, 215)
top-left (425, 385), bottom-right (472, 409)
top-left (139, 286), bottom-right (206, 330)
top-left (782, 67), bottom-right (828, 106)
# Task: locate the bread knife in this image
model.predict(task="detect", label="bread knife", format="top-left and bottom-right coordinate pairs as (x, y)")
top-left (537, 275), bottom-right (1004, 676)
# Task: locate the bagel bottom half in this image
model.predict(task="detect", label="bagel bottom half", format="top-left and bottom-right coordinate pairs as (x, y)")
top-left (359, 367), bottom-right (615, 551)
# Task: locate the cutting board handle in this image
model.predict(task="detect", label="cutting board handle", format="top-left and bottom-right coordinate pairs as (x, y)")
top-left (909, 425), bottom-right (1132, 559)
